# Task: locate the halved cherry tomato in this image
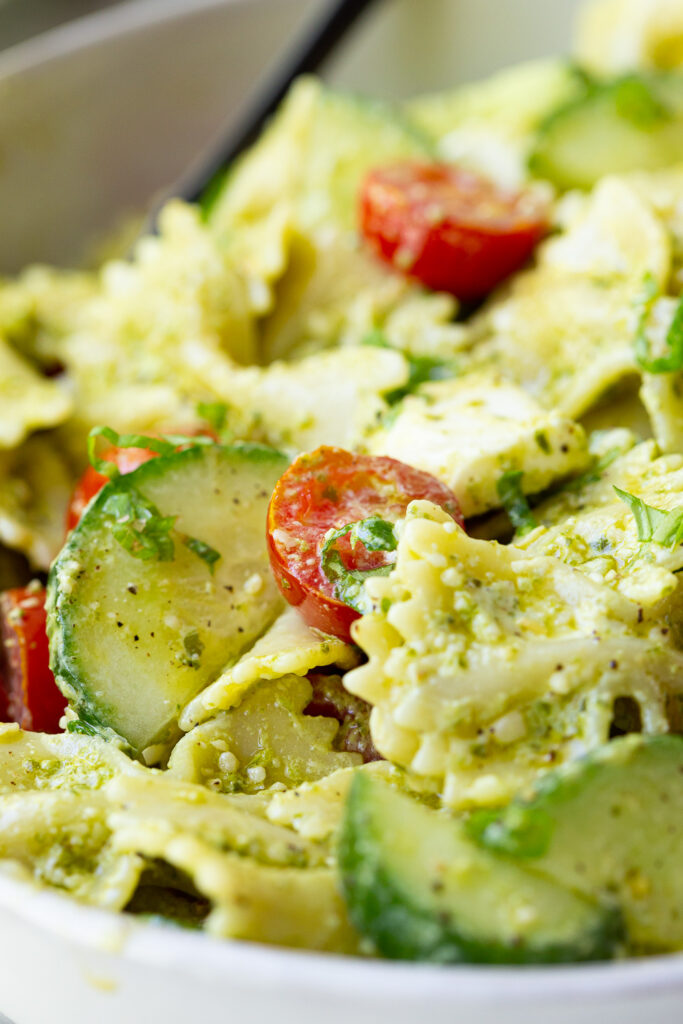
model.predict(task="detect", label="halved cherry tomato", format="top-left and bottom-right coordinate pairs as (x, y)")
top-left (267, 446), bottom-right (463, 640)
top-left (0, 586), bottom-right (66, 733)
top-left (65, 446), bottom-right (157, 533)
top-left (359, 163), bottom-right (549, 301)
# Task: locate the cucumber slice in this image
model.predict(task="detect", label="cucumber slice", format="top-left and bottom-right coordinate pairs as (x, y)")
top-left (47, 443), bottom-right (288, 754)
top-left (407, 58), bottom-right (583, 148)
top-left (339, 774), bottom-right (622, 964)
top-left (471, 734), bottom-right (683, 952)
top-left (529, 71), bottom-right (683, 190)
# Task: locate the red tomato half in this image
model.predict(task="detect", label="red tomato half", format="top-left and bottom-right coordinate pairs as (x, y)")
top-left (65, 446), bottom-right (158, 533)
top-left (0, 587), bottom-right (66, 733)
top-left (360, 163), bottom-right (549, 301)
top-left (267, 447), bottom-right (463, 640)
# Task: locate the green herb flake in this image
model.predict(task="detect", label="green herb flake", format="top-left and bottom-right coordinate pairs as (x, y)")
top-left (102, 487), bottom-right (176, 562)
top-left (496, 470), bottom-right (537, 535)
top-left (614, 486), bottom-right (683, 547)
top-left (182, 630), bottom-right (205, 669)
top-left (182, 535), bottom-right (221, 574)
top-left (196, 400), bottom-right (232, 441)
top-left (633, 274), bottom-right (683, 374)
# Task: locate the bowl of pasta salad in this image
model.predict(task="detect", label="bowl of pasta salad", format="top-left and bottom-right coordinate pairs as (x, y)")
top-left (0, 0), bottom-right (682, 1021)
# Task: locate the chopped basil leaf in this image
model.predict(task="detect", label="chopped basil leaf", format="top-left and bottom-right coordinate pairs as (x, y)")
top-left (614, 486), bottom-right (683, 547)
top-left (497, 470), bottom-right (537, 535)
top-left (612, 75), bottom-right (671, 128)
top-left (182, 535), bottom-right (221, 574)
top-left (196, 400), bottom-right (231, 439)
top-left (348, 516), bottom-right (397, 553)
top-left (361, 331), bottom-right (458, 404)
top-left (633, 274), bottom-right (683, 374)
top-left (87, 425), bottom-right (215, 478)
top-left (102, 487), bottom-right (176, 562)
top-left (88, 426), bottom-right (174, 477)
top-left (320, 515), bottom-right (397, 615)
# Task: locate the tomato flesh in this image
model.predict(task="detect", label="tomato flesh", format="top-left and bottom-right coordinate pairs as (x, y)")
top-left (0, 587), bottom-right (66, 733)
top-left (267, 446), bottom-right (463, 640)
top-left (360, 163), bottom-right (549, 301)
top-left (65, 446), bottom-right (157, 533)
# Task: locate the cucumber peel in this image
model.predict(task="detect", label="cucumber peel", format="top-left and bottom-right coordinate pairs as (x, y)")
top-left (339, 773), bottom-right (622, 964)
top-left (47, 443), bottom-right (288, 755)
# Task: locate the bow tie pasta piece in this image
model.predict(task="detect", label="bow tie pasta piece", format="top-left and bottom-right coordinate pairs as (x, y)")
top-left (112, 822), bottom-right (358, 952)
top-left (255, 224), bottom-right (465, 365)
top-left (465, 176), bottom-right (670, 419)
top-left (209, 77), bottom-right (432, 240)
top-left (170, 676), bottom-right (361, 796)
top-left (105, 769), bottom-right (359, 950)
top-left (53, 202), bottom-right (259, 445)
top-left (0, 726), bottom-right (144, 910)
top-left (346, 500), bottom-right (683, 807)
top-left (576, 0), bottom-right (683, 74)
top-left (366, 373), bottom-right (589, 518)
top-left (216, 346), bottom-right (409, 455)
top-left (0, 339), bottom-right (71, 449)
top-left (0, 435), bottom-right (74, 569)
top-left (180, 606), bottom-right (359, 730)
top-left (522, 440), bottom-right (683, 609)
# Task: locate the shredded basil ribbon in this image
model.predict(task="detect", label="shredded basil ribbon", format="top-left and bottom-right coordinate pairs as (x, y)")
top-left (320, 515), bottom-right (398, 614)
top-left (89, 425), bottom-right (221, 572)
top-left (182, 535), bottom-right (221, 574)
top-left (633, 274), bottom-right (683, 374)
top-left (87, 424), bottom-right (215, 478)
top-left (497, 470), bottom-right (537, 535)
top-left (614, 486), bottom-right (683, 547)
top-left (196, 400), bottom-right (232, 442)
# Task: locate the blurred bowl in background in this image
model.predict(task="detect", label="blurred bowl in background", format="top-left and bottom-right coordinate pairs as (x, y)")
top-left (0, 0), bottom-right (580, 271)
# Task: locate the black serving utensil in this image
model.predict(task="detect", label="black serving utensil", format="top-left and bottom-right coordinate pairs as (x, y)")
top-left (147, 0), bottom-right (382, 229)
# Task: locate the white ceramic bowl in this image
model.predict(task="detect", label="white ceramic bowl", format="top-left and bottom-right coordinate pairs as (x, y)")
top-left (0, 2), bottom-right (681, 1021)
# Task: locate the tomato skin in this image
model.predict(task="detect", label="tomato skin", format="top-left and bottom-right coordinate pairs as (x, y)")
top-left (0, 587), bottom-right (66, 733)
top-left (65, 447), bottom-right (157, 533)
top-left (267, 446), bottom-right (464, 641)
top-left (360, 163), bottom-right (549, 301)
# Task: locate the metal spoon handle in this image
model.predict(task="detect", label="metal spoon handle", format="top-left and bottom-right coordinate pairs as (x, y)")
top-left (167, 0), bottom-right (381, 213)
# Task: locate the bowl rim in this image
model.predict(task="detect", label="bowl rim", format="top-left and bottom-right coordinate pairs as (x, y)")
top-left (0, 0), bottom-right (259, 80)
top-left (1, 872), bottom-right (681, 1004)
